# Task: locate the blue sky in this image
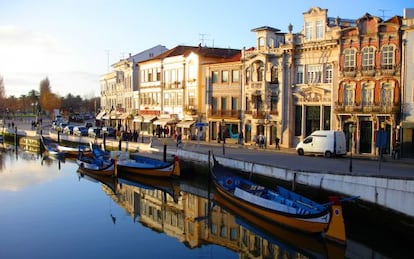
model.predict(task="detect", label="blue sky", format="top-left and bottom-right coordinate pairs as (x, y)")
top-left (0, 0), bottom-right (411, 98)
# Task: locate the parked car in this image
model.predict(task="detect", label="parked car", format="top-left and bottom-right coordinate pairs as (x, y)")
top-left (88, 127), bottom-right (102, 138)
top-left (62, 125), bottom-right (75, 135)
top-left (54, 122), bottom-right (68, 132)
top-left (102, 127), bottom-right (115, 137)
top-left (85, 122), bottom-right (93, 129)
top-left (73, 126), bottom-right (88, 136)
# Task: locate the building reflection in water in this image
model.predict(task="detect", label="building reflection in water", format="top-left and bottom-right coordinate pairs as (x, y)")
top-left (92, 173), bottom-right (345, 258)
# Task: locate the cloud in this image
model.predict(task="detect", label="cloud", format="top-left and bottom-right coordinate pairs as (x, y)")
top-left (0, 25), bottom-right (100, 97)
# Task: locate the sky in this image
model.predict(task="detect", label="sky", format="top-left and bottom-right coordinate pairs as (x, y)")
top-left (0, 0), bottom-right (412, 99)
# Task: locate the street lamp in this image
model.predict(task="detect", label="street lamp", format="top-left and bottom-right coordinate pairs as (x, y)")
top-left (349, 124), bottom-right (355, 172)
top-left (264, 116), bottom-right (269, 149)
top-left (221, 119), bottom-right (225, 155)
top-left (141, 116), bottom-right (144, 143)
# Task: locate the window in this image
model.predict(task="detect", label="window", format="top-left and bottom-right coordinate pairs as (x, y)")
top-left (343, 85), bottom-right (354, 106)
top-left (212, 71), bottom-right (219, 83)
top-left (257, 65), bottom-right (264, 81)
top-left (258, 37), bottom-right (265, 48)
top-left (344, 49), bottom-right (356, 71)
top-left (231, 70), bottom-right (239, 82)
top-left (305, 21), bottom-right (313, 40)
top-left (307, 64), bottom-right (322, 84)
top-left (188, 91), bottom-right (195, 107)
top-left (271, 66), bottom-right (278, 84)
top-left (177, 92), bottom-right (183, 105)
top-left (316, 20), bottom-right (324, 39)
top-left (382, 45), bottom-right (395, 69)
top-left (211, 97), bottom-right (218, 110)
top-left (381, 83), bottom-right (393, 106)
top-left (231, 97), bottom-right (238, 110)
top-left (324, 64), bottom-right (332, 83)
top-left (362, 47), bottom-right (375, 70)
top-left (296, 65), bottom-right (304, 84)
top-left (361, 83), bottom-right (373, 106)
top-left (156, 68), bottom-right (161, 81)
top-left (148, 69), bottom-right (153, 82)
top-left (221, 97), bottom-right (227, 110)
top-left (221, 70), bottom-right (229, 83)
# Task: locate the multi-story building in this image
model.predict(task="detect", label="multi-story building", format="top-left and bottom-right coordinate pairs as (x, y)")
top-left (137, 45), bottom-right (240, 138)
top-left (240, 7), bottom-right (355, 148)
top-left (204, 54), bottom-right (242, 143)
top-left (401, 8), bottom-right (414, 157)
top-left (99, 45), bottom-right (168, 128)
top-left (336, 13), bottom-right (402, 155)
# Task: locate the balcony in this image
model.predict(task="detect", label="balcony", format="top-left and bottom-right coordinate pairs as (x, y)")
top-left (361, 66), bottom-right (375, 76)
top-left (335, 104), bottom-right (400, 114)
top-left (342, 67), bottom-right (356, 77)
top-left (209, 109), bottom-right (241, 119)
top-left (381, 65), bottom-right (396, 76)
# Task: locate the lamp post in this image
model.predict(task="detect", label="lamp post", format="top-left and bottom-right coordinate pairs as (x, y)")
top-left (141, 116), bottom-right (144, 143)
top-left (264, 116), bottom-right (269, 149)
top-left (221, 119), bottom-right (225, 156)
top-left (349, 124), bottom-right (355, 172)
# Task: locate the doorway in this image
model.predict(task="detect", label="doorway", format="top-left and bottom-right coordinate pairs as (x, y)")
top-left (360, 120), bottom-right (372, 153)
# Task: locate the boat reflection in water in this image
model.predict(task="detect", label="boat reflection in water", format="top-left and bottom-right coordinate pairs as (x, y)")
top-left (80, 170), bottom-right (344, 258)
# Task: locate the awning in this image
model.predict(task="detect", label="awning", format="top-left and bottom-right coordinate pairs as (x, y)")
top-left (176, 120), bottom-right (195, 128)
top-left (95, 111), bottom-right (106, 120)
top-left (153, 118), bottom-right (178, 127)
top-left (133, 115), bottom-right (157, 123)
top-left (102, 111), bottom-right (118, 120)
top-left (119, 113), bottom-right (132, 120)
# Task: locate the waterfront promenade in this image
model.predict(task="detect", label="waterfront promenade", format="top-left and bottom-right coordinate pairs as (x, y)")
top-left (2, 119), bottom-right (414, 217)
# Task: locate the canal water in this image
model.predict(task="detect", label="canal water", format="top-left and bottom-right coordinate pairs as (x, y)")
top-left (0, 146), bottom-right (411, 258)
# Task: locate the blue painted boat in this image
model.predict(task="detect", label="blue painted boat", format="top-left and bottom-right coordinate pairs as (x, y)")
top-left (210, 156), bottom-right (348, 243)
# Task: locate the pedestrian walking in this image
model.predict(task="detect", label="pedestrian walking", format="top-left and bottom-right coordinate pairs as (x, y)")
top-left (275, 137), bottom-right (280, 150)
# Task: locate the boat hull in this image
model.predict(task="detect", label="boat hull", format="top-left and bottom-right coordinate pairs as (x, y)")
top-left (116, 155), bottom-right (180, 178)
top-left (76, 159), bottom-right (115, 176)
top-left (213, 183), bottom-right (330, 234)
top-left (213, 190), bottom-right (345, 258)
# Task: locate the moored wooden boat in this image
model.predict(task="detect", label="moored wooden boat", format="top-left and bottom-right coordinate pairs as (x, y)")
top-left (39, 135), bottom-right (63, 157)
top-left (116, 153), bottom-right (180, 178)
top-left (57, 144), bottom-right (91, 157)
top-left (210, 156), bottom-right (348, 244)
top-left (213, 189), bottom-right (346, 258)
top-left (76, 151), bottom-right (115, 176)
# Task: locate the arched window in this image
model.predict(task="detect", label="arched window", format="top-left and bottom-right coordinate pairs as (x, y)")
top-left (381, 83), bottom-right (393, 106)
top-left (257, 64), bottom-right (264, 82)
top-left (361, 83), bottom-right (374, 106)
top-left (343, 84), bottom-right (354, 106)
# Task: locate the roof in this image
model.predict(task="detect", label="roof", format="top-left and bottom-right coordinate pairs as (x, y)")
top-left (140, 45), bottom-right (241, 63)
top-left (251, 26), bottom-right (280, 33)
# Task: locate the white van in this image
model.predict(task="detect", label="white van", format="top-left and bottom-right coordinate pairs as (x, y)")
top-left (296, 130), bottom-right (346, 158)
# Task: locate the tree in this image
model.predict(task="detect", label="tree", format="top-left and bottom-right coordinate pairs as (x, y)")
top-left (39, 77), bottom-right (61, 117)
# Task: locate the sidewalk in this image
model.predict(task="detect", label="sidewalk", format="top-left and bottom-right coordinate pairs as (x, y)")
top-left (5, 119), bottom-right (414, 166)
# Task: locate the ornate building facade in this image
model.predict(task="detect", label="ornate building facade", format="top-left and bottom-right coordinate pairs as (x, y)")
top-left (336, 14), bottom-right (402, 155)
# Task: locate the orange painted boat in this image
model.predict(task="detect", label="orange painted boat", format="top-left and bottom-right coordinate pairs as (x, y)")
top-left (210, 156), bottom-right (348, 244)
